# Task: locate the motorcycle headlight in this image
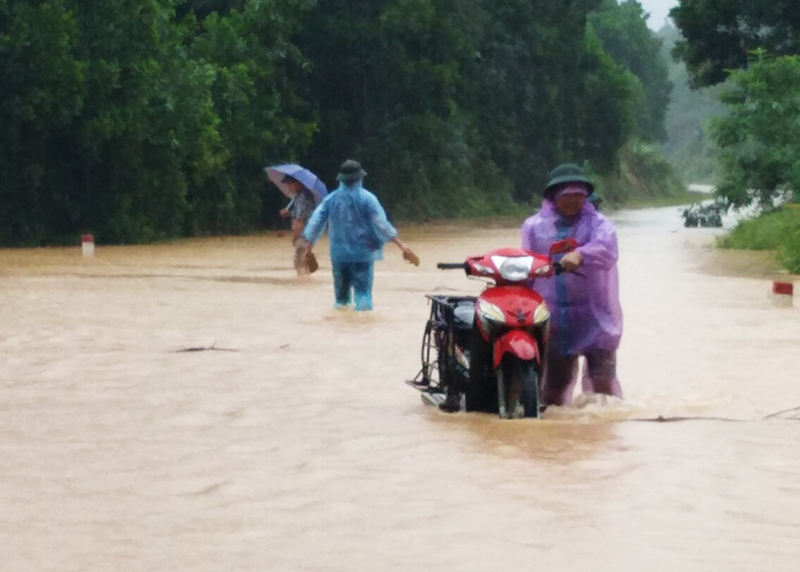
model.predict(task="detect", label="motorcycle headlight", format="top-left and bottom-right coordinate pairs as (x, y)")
top-left (533, 303), bottom-right (550, 324)
top-left (491, 255), bottom-right (534, 282)
top-left (477, 299), bottom-right (505, 324)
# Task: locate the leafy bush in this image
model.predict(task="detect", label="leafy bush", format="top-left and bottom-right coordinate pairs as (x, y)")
top-left (718, 207), bottom-right (800, 273)
top-left (778, 207), bottom-right (800, 273)
top-left (710, 52), bottom-right (800, 210)
top-left (717, 211), bottom-right (782, 250)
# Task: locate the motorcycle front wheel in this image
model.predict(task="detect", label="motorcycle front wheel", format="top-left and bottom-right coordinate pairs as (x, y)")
top-left (496, 357), bottom-right (541, 419)
top-left (465, 325), bottom-right (496, 413)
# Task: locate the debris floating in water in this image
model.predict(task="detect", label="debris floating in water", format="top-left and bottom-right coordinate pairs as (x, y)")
top-left (763, 405), bottom-right (800, 420)
top-left (172, 341), bottom-right (238, 353)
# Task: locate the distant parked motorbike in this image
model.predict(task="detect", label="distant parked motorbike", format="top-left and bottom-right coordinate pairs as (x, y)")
top-left (681, 199), bottom-right (727, 227)
top-left (407, 239), bottom-right (577, 419)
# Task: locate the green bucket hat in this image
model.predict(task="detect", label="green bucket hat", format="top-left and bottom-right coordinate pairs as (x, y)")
top-left (544, 163), bottom-right (595, 196)
top-left (336, 159), bottom-right (367, 182)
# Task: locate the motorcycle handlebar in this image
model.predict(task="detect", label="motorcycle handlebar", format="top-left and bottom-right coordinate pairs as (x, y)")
top-left (436, 262), bottom-right (468, 270)
top-left (554, 261), bottom-right (585, 278)
top-left (436, 260), bottom-right (583, 277)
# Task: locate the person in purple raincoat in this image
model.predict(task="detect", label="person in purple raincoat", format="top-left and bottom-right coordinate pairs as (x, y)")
top-left (521, 164), bottom-right (624, 406)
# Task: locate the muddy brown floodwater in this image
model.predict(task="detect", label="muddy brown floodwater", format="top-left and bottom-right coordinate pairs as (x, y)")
top-left (1, 205), bottom-right (799, 572)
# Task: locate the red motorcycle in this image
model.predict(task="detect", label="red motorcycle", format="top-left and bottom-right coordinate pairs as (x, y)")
top-left (407, 239), bottom-right (576, 418)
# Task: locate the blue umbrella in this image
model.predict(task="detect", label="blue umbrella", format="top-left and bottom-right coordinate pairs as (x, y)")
top-left (265, 163), bottom-right (328, 204)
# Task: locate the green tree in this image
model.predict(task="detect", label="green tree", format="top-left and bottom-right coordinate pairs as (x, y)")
top-left (589, 0), bottom-right (672, 141)
top-left (0, 0), bottom-right (676, 245)
top-left (671, 0), bottom-right (800, 87)
top-left (0, 0), bottom-right (87, 243)
top-left (710, 51), bottom-right (800, 208)
top-left (296, 0), bottom-right (497, 217)
top-left (574, 25), bottom-right (639, 171)
top-left (0, 0), bottom-right (316, 245)
top-left (176, 0), bottom-right (246, 20)
top-left (294, 0), bottom-right (642, 210)
top-left (183, 0), bottom-right (316, 233)
top-left (461, 0), bottom-right (625, 195)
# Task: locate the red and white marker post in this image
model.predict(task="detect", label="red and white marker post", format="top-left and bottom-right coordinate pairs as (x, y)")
top-left (81, 234), bottom-right (95, 258)
top-left (772, 281), bottom-right (793, 307)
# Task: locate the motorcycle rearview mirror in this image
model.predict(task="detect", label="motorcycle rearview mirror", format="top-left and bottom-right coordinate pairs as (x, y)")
top-left (548, 238), bottom-right (578, 255)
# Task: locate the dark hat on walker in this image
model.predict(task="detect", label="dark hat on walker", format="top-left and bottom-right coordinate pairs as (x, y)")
top-left (544, 164), bottom-right (595, 195)
top-left (337, 159), bottom-right (367, 182)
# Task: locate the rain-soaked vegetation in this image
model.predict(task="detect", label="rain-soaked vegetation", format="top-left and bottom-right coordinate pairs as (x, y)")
top-left (2, 0), bottom-right (800, 252)
top-left (0, 0), bottom-right (680, 245)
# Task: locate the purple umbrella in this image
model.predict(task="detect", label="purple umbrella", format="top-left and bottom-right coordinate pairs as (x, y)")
top-left (265, 163), bottom-right (328, 204)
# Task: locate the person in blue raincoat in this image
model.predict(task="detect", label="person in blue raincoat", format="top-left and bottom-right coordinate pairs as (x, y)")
top-left (520, 164), bottom-right (624, 406)
top-left (300, 160), bottom-right (418, 311)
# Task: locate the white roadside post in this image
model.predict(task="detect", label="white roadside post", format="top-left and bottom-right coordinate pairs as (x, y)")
top-left (81, 234), bottom-right (95, 258)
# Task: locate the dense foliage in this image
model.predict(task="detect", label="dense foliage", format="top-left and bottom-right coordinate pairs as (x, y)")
top-left (0, 0), bottom-right (678, 245)
top-left (295, 0), bottom-right (650, 218)
top-left (710, 52), bottom-right (800, 209)
top-left (0, 0), bottom-right (315, 245)
top-left (671, 0), bottom-right (800, 88)
top-left (668, 0), bottom-right (800, 272)
top-left (589, 0), bottom-right (671, 142)
top-left (668, 1), bottom-right (800, 208)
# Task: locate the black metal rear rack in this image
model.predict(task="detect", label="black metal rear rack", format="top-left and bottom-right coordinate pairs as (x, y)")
top-left (406, 295), bottom-right (476, 397)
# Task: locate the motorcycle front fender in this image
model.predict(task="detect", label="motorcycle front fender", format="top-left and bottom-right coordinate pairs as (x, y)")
top-left (492, 330), bottom-right (540, 370)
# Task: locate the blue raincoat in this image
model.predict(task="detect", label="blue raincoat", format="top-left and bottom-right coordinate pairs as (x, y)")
top-left (302, 181), bottom-right (398, 262)
top-left (521, 200), bottom-right (622, 356)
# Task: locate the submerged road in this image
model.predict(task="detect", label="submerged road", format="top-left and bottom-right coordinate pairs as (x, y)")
top-left (1, 205), bottom-right (799, 571)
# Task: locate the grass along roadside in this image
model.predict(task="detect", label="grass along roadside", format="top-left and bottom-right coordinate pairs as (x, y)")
top-left (717, 205), bottom-right (800, 273)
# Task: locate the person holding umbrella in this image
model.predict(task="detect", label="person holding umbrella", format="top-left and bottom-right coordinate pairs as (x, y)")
top-left (299, 159), bottom-right (419, 311)
top-left (266, 164), bottom-right (328, 275)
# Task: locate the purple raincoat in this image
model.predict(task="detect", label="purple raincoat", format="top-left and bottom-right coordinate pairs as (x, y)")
top-left (521, 200), bottom-right (622, 356)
